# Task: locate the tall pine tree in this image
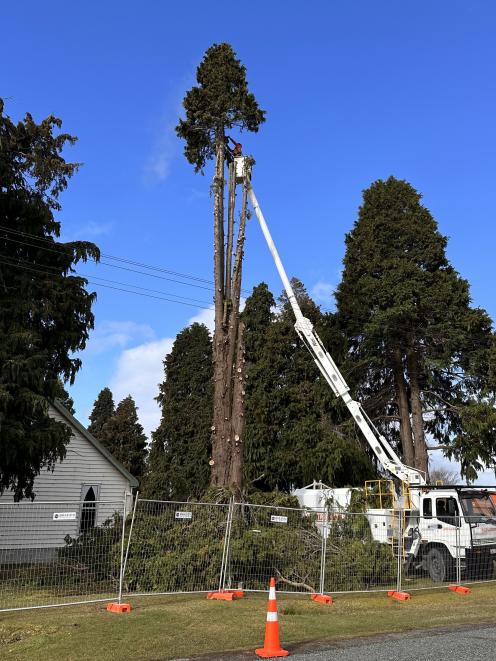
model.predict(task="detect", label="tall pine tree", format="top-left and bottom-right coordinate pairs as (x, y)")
top-left (176, 43), bottom-right (265, 492)
top-left (336, 176), bottom-right (496, 481)
top-left (0, 99), bottom-right (99, 499)
top-left (88, 387), bottom-right (115, 441)
top-left (143, 323), bottom-right (213, 500)
top-left (100, 396), bottom-right (147, 481)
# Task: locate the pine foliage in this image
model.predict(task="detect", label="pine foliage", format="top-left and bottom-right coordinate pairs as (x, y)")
top-left (143, 323), bottom-right (213, 500)
top-left (336, 176), bottom-right (496, 481)
top-left (88, 387), bottom-right (115, 441)
top-left (0, 99), bottom-right (99, 499)
top-left (100, 396), bottom-right (147, 481)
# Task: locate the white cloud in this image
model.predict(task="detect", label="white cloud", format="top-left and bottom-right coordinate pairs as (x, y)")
top-left (110, 337), bottom-right (174, 439)
top-left (86, 321), bottom-right (155, 355)
top-left (311, 281), bottom-right (335, 306)
top-left (188, 305), bottom-right (215, 332)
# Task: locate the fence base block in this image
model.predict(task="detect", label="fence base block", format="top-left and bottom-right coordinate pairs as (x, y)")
top-left (448, 585), bottom-right (471, 594)
top-left (387, 591), bottom-right (411, 601)
top-left (207, 590), bottom-right (244, 601)
top-left (310, 593), bottom-right (333, 605)
top-left (106, 603), bottom-right (132, 613)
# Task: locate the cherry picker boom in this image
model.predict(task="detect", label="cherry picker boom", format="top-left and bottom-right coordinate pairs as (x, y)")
top-left (235, 155), bottom-right (496, 583)
top-left (242, 163), bottom-right (425, 488)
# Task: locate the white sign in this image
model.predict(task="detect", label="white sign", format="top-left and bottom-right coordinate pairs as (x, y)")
top-left (270, 515), bottom-right (288, 524)
top-left (53, 512), bottom-right (77, 521)
top-left (175, 511), bottom-right (193, 520)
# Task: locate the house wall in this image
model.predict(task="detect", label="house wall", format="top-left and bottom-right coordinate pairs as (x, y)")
top-left (0, 405), bottom-right (133, 554)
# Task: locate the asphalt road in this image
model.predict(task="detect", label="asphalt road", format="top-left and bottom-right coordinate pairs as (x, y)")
top-left (285, 624), bottom-right (496, 661)
top-left (189, 624), bottom-right (496, 661)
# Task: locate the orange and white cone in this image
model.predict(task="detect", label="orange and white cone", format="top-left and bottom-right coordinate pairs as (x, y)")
top-left (255, 577), bottom-right (289, 658)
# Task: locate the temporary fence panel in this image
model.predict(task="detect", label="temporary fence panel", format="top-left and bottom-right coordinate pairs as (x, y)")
top-left (121, 499), bottom-right (230, 597)
top-left (324, 510), bottom-right (399, 594)
top-left (223, 503), bottom-right (324, 594)
top-left (460, 514), bottom-right (496, 585)
top-left (0, 500), bottom-right (126, 611)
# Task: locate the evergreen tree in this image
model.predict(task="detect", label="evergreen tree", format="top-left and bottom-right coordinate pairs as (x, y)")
top-left (176, 43), bottom-right (265, 492)
top-left (244, 281), bottom-right (375, 490)
top-left (0, 99), bottom-right (99, 499)
top-left (55, 379), bottom-right (75, 415)
top-left (143, 323), bottom-right (213, 500)
top-left (336, 176), bottom-right (495, 481)
top-left (88, 387), bottom-right (115, 441)
top-left (101, 396), bottom-right (147, 481)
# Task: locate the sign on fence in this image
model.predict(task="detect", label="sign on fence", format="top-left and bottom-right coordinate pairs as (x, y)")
top-left (175, 511), bottom-right (193, 520)
top-left (270, 515), bottom-right (288, 524)
top-left (52, 512), bottom-right (77, 521)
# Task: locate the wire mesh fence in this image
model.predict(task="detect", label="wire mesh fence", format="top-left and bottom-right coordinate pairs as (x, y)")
top-left (0, 496), bottom-right (495, 612)
top-left (121, 499), bottom-right (231, 597)
top-left (0, 499), bottom-right (126, 611)
top-left (223, 502), bottom-right (324, 593)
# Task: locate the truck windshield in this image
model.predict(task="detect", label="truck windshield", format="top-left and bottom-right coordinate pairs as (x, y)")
top-left (460, 493), bottom-right (496, 522)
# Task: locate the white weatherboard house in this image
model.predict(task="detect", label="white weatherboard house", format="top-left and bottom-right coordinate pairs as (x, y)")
top-left (0, 400), bottom-right (138, 561)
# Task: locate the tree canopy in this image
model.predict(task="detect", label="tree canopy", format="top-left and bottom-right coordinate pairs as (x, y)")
top-left (176, 43), bottom-right (265, 172)
top-left (143, 323), bottom-right (213, 500)
top-left (88, 387), bottom-right (115, 442)
top-left (335, 176), bottom-right (496, 481)
top-left (0, 99), bottom-right (99, 499)
top-left (100, 396), bottom-right (147, 482)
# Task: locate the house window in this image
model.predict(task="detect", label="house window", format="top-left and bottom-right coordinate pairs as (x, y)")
top-left (80, 485), bottom-right (100, 533)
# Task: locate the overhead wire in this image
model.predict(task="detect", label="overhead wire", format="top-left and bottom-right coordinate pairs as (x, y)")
top-left (0, 257), bottom-right (213, 310)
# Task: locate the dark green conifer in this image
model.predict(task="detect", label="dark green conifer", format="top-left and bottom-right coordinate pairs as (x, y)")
top-left (143, 323), bottom-right (213, 500)
top-left (336, 176), bottom-right (495, 481)
top-left (0, 99), bottom-right (99, 499)
top-left (88, 387), bottom-right (115, 441)
top-left (100, 396), bottom-right (147, 481)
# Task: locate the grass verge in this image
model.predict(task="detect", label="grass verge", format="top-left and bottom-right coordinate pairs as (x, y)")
top-left (1, 584), bottom-right (495, 660)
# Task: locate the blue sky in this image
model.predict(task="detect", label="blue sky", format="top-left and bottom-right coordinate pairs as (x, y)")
top-left (2, 1), bottom-right (495, 481)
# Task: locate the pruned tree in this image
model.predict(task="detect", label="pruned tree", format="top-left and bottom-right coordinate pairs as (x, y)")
top-left (0, 98), bottom-right (99, 499)
top-left (336, 176), bottom-right (496, 481)
top-left (176, 43), bottom-right (265, 492)
top-left (88, 387), bottom-right (115, 441)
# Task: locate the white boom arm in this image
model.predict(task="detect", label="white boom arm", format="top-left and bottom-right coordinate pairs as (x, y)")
top-left (247, 184), bottom-right (425, 487)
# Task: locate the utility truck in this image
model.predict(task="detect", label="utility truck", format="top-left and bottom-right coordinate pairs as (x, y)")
top-left (235, 155), bottom-right (496, 583)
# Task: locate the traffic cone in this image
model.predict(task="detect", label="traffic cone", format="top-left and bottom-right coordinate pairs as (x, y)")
top-left (255, 577), bottom-right (289, 658)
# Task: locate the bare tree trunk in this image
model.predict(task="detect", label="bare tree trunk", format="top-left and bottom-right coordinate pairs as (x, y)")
top-left (229, 320), bottom-right (245, 492)
top-left (392, 347), bottom-right (415, 467)
top-left (211, 132), bottom-right (229, 486)
top-left (223, 160), bottom-right (236, 322)
top-left (210, 147), bottom-right (248, 491)
top-left (407, 347), bottom-right (429, 477)
top-left (226, 181), bottom-right (249, 492)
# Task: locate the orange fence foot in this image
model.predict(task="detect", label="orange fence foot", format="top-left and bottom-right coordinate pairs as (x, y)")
top-left (311, 593), bottom-right (333, 605)
top-left (387, 590), bottom-right (411, 601)
top-left (207, 590), bottom-right (244, 601)
top-left (448, 585), bottom-right (471, 594)
top-left (106, 603), bottom-right (131, 613)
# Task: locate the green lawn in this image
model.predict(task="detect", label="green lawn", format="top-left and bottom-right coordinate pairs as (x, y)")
top-left (1, 585), bottom-right (495, 660)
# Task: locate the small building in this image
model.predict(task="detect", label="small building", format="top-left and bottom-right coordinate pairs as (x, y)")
top-left (0, 401), bottom-right (138, 560)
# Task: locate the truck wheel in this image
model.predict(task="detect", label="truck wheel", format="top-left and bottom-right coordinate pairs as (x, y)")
top-left (426, 547), bottom-right (453, 582)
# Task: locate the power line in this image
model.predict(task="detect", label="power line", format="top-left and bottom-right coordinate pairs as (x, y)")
top-left (0, 225), bottom-right (253, 294)
top-left (0, 257), bottom-right (213, 310)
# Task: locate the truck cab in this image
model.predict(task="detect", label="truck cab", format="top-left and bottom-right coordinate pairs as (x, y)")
top-left (412, 487), bottom-right (496, 582)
